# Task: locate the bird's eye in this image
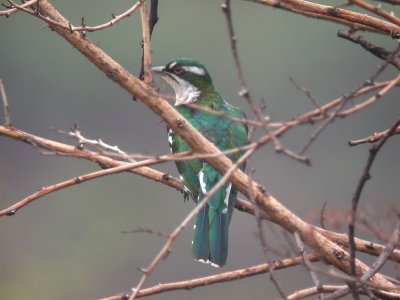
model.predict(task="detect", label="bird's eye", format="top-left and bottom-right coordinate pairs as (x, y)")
top-left (173, 65), bottom-right (184, 75)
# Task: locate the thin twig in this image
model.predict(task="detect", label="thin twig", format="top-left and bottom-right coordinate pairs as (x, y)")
top-left (319, 201), bottom-right (328, 230)
top-left (139, 0), bottom-right (158, 81)
top-left (139, 1), bottom-right (152, 85)
top-left (289, 76), bottom-right (323, 112)
top-left (0, 0), bottom-right (36, 16)
top-left (350, 0), bottom-right (400, 26)
top-left (0, 79), bottom-right (11, 126)
top-left (247, 159), bottom-right (288, 299)
top-left (338, 73), bottom-right (400, 117)
top-left (121, 227), bottom-right (169, 238)
top-left (294, 231), bottom-right (324, 300)
top-left (349, 125), bottom-right (400, 146)
top-left (338, 30), bottom-right (400, 70)
top-left (6, 0), bottom-right (144, 32)
top-left (286, 285), bottom-right (347, 300)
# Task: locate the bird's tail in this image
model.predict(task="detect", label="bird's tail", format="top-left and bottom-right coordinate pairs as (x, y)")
top-left (192, 203), bottom-right (230, 267)
top-left (192, 173), bottom-right (237, 267)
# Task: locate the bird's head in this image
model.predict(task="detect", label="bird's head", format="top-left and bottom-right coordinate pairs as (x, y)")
top-left (152, 58), bottom-right (214, 106)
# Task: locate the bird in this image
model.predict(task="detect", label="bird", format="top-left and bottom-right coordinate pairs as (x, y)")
top-left (152, 58), bottom-right (248, 267)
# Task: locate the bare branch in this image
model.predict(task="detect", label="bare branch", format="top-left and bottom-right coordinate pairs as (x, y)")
top-left (101, 253), bottom-right (319, 300)
top-left (251, 0), bottom-right (400, 37)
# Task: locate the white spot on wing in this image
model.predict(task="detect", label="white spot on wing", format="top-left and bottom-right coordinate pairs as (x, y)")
top-left (167, 129), bottom-right (173, 147)
top-left (222, 183), bottom-right (232, 214)
top-left (182, 66), bottom-right (206, 76)
top-left (195, 259), bottom-right (220, 268)
top-left (198, 170), bottom-right (207, 194)
top-left (210, 262), bottom-right (221, 268)
top-left (193, 224), bottom-right (196, 230)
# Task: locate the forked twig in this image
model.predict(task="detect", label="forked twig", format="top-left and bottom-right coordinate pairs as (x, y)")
top-left (222, 0), bottom-right (309, 165)
top-left (294, 231), bottom-right (324, 300)
top-left (299, 47), bottom-right (400, 155)
top-left (6, 0), bottom-right (144, 33)
top-left (349, 125), bottom-right (400, 146)
top-left (348, 118), bottom-right (400, 287)
top-left (0, 0), bottom-right (37, 16)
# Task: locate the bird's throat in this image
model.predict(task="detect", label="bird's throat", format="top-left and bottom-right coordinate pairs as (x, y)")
top-left (163, 73), bottom-right (201, 106)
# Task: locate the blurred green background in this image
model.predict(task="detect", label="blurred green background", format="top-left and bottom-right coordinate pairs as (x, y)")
top-left (1, 1), bottom-right (399, 299)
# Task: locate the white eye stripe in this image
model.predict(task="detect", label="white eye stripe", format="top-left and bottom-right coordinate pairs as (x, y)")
top-left (182, 66), bottom-right (206, 76)
top-left (169, 62), bottom-right (177, 69)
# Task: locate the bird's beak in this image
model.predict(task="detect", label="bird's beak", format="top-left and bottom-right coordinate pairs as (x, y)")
top-left (151, 66), bottom-right (165, 74)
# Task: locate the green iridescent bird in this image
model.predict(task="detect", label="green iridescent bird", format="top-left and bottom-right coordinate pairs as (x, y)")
top-left (152, 58), bottom-right (248, 267)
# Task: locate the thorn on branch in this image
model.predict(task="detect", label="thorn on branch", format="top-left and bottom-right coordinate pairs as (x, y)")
top-left (6, 210), bottom-right (16, 216)
top-left (333, 250), bottom-right (345, 260)
top-left (327, 7), bottom-right (340, 17)
top-left (137, 267), bottom-right (148, 274)
top-left (175, 118), bottom-right (185, 128)
top-left (34, 0), bottom-right (39, 16)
